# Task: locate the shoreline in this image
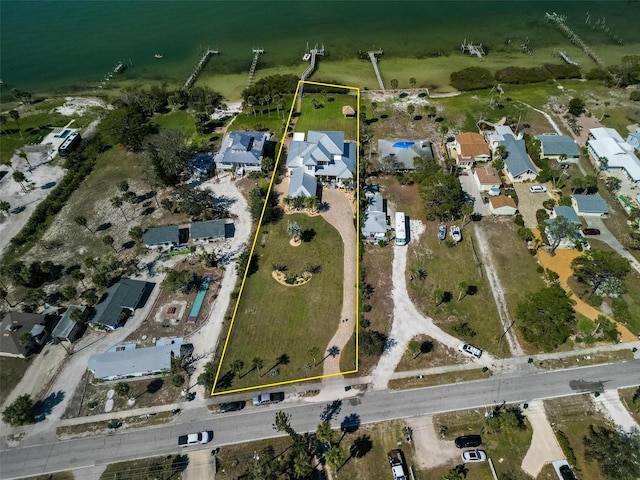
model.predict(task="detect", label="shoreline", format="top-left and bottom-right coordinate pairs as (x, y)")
top-left (3, 40), bottom-right (639, 107)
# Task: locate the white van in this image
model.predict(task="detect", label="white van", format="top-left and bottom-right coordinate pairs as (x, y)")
top-left (529, 185), bottom-right (547, 193)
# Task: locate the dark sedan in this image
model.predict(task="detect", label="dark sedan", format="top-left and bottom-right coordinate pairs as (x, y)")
top-left (455, 434), bottom-right (482, 449)
top-left (582, 228), bottom-right (601, 236)
top-left (219, 401), bottom-right (246, 413)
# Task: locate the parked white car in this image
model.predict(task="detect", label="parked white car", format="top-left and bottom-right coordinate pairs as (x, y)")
top-left (529, 185), bottom-right (547, 193)
top-left (461, 449), bottom-right (487, 463)
top-left (458, 343), bottom-right (483, 359)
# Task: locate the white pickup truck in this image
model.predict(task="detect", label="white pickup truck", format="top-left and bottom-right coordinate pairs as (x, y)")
top-left (178, 430), bottom-right (213, 447)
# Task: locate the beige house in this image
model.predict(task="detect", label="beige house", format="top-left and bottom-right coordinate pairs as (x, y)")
top-left (473, 166), bottom-right (502, 192)
top-left (489, 195), bottom-right (518, 215)
top-left (454, 132), bottom-right (491, 168)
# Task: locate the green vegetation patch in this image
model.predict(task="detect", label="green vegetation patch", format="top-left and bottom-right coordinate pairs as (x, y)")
top-left (388, 368), bottom-right (491, 390)
top-left (216, 214), bottom-right (344, 391)
top-left (406, 225), bottom-right (503, 357)
top-left (0, 356), bottom-right (32, 405)
top-left (100, 454), bottom-right (188, 480)
top-left (536, 350), bottom-right (634, 370)
top-left (294, 93), bottom-right (358, 140)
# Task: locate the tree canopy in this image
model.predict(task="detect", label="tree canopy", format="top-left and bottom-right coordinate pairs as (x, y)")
top-left (583, 424), bottom-right (640, 479)
top-left (2, 394), bottom-right (35, 426)
top-left (144, 130), bottom-right (194, 185)
top-left (101, 106), bottom-right (150, 152)
top-left (544, 215), bottom-right (580, 253)
top-left (419, 172), bottom-right (465, 221)
top-left (571, 250), bottom-right (631, 297)
top-left (516, 285), bottom-right (575, 350)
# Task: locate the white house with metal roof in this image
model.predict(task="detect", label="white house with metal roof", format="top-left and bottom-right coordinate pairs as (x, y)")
top-left (215, 131), bottom-right (270, 173)
top-left (627, 128), bottom-right (640, 153)
top-left (534, 134), bottom-right (579, 161)
top-left (286, 131), bottom-right (357, 198)
top-left (587, 127), bottom-right (640, 185)
top-left (362, 194), bottom-right (391, 242)
top-left (571, 193), bottom-right (609, 217)
top-left (488, 126), bottom-right (538, 183)
top-left (52, 305), bottom-right (85, 343)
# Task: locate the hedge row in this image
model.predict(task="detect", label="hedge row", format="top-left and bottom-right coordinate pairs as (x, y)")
top-left (450, 63), bottom-right (581, 91)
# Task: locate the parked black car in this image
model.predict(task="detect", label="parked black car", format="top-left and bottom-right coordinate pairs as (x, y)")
top-left (582, 228), bottom-right (600, 236)
top-left (219, 401), bottom-right (246, 413)
top-left (455, 434), bottom-right (482, 449)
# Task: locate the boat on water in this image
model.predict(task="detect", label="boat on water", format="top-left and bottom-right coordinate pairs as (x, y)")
top-left (450, 225), bottom-right (462, 242)
top-left (437, 224), bottom-right (446, 241)
top-left (154, 54), bottom-right (164, 59)
top-left (302, 52), bottom-right (311, 61)
top-left (113, 61), bottom-right (126, 74)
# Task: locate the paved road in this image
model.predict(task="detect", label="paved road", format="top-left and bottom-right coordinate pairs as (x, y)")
top-left (2, 360), bottom-right (638, 479)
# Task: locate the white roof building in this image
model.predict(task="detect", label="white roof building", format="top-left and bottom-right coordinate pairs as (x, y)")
top-left (587, 127), bottom-right (640, 185)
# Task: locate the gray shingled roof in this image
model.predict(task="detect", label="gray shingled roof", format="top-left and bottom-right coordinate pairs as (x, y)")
top-left (378, 139), bottom-right (434, 170)
top-left (535, 135), bottom-right (579, 157)
top-left (91, 279), bottom-right (152, 329)
top-left (88, 343), bottom-right (181, 379)
top-left (0, 312), bottom-right (56, 357)
top-left (500, 135), bottom-right (538, 178)
top-left (572, 194), bottom-right (609, 214)
top-left (190, 220), bottom-right (226, 241)
top-left (143, 225), bottom-right (179, 246)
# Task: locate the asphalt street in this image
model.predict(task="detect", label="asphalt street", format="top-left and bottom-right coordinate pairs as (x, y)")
top-left (1, 359), bottom-right (638, 479)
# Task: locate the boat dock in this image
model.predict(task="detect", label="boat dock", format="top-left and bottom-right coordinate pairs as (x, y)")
top-left (184, 48), bottom-right (219, 90)
top-left (301, 43), bottom-right (325, 81)
top-left (558, 50), bottom-right (580, 67)
top-left (545, 12), bottom-right (606, 69)
top-left (368, 50), bottom-right (385, 91)
top-left (461, 39), bottom-right (485, 60)
top-left (247, 48), bottom-right (265, 87)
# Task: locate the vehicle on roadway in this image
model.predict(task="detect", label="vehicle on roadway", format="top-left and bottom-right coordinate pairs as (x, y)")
top-left (178, 430), bottom-right (213, 447)
top-left (461, 449), bottom-right (486, 462)
top-left (455, 434), bottom-right (482, 449)
top-left (582, 228), bottom-right (600, 236)
top-left (458, 342), bottom-right (482, 359)
top-left (252, 392), bottom-right (285, 406)
top-left (219, 401), bottom-right (246, 413)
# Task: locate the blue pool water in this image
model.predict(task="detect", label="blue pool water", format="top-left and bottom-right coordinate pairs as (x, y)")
top-left (188, 274), bottom-right (211, 320)
top-left (392, 141), bottom-right (415, 149)
top-left (55, 129), bottom-right (72, 139)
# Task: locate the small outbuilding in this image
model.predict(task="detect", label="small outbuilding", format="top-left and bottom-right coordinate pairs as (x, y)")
top-left (190, 220), bottom-right (226, 243)
top-left (571, 194), bottom-right (609, 217)
top-left (143, 225), bottom-right (180, 250)
top-left (52, 305), bottom-right (86, 343)
top-left (362, 194), bottom-right (391, 242)
top-left (489, 195), bottom-right (518, 215)
top-left (342, 105), bottom-right (356, 117)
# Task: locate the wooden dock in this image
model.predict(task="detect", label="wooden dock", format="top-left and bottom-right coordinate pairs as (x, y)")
top-left (247, 48), bottom-right (265, 87)
top-left (545, 12), bottom-right (606, 69)
top-left (461, 39), bottom-right (485, 60)
top-left (184, 49), bottom-right (219, 90)
top-left (368, 50), bottom-right (385, 91)
top-left (301, 43), bottom-right (324, 81)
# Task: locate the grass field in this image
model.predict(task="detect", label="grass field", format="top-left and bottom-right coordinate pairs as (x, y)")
top-left (100, 454), bottom-right (188, 480)
top-left (619, 386), bottom-right (640, 426)
top-left (544, 395), bottom-right (612, 480)
top-left (406, 223), bottom-right (504, 358)
top-left (429, 407), bottom-right (532, 480)
top-left (388, 368), bottom-right (492, 390)
top-left (294, 93), bottom-right (359, 140)
top-left (0, 356), bottom-right (32, 405)
top-left (215, 213), bottom-right (344, 392)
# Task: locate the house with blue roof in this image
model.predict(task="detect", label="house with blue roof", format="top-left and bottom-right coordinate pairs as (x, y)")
top-left (627, 128), bottom-right (640, 154)
top-left (214, 131), bottom-right (270, 173)
top-left (143, 225), bottom-right (180, 250)
top-left (535, 134), bottom-right (579, 161)
top-left (362, 194), bottom-right (391, 242)
top-left (571, 193), bottom-right (609, 217)
top-left (286, 131), bottom-right (357, 198)
top-left (488, 126), bottom-right (538, 183)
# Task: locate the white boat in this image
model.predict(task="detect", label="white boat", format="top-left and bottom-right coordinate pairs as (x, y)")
top-left (154, 54), bottom-right (164, 59)
top-left (437, 224), bottom-right (446, 241)
top-left (450, 225), bottom-right (462, 242)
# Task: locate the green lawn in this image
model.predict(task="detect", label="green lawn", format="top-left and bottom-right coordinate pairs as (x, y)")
top-left (294, 94), bottom-right (359, 140)
top-left (406, 223), bottom-right (504, 358)
top-left (215, 213), bottom-right (344, 391)
top-left (429, 407), bottom-right (532, 480)
top-left (0, 356), bottom-right (32, 405)
top-left (1, 102), bottom-right (93, 165)
top-left (101, 454), bottom-right (188, 480)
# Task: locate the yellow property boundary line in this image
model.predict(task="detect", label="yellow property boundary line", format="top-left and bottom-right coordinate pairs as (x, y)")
top-left (211, 80), bottom-right (361, 396)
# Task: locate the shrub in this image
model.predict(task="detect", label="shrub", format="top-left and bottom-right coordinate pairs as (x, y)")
top-left (536, 209), bottom-right (550, 224)
top-left (612, 297), bottom-right (632, 323)
top-left (495, 66), bottom-right (551, 84)
top-left (586, 293), bottom-right (603, 307)
top-left (546, 269), bottom-right (560, 282)
top-left (450, 67), bottom-right (494, 91)
top-left (629, 91), bottom-right (640, 101)
top-left (1, 394), bottom-right (34, 426)
top-left (556, 430), bottom-right (577, 465)
top-left (542, 199), bottom-right (557, 210)
top-left (514, 214), bottom-right (525, 226)
top-left (568, 98), bottom-right (585, 116)
top-left (452, 322), bottom-right (476, 338)
top-left (544, 63), bottom-right (581, 80)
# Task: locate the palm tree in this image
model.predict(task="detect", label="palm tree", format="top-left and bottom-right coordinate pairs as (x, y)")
top-left (230, 359), bottom-right (244, 376)
top-left (110, 196), bottom-right (128, 221)
top-left (457, 281), bottom-right (469, 301)
top-left (308, 345), bottom-right (321, 365)
top-left (70, 269), bottom-right (86, 289)
top-left (19, 332), bottom-right (36, 350)
top-left (18, 149), bottom-right (32, 170)
top-left (0, 200), bottom-right (10, 216)
top-left (128, 226), bottom-right (144, 243)
top-left (117, 180), bottom-right (130, 193)
top-left (0, 286), bottom-right (16, 307)
top-left (409, 77), bottom-right (417, 88)
top-left (407, 104), bottom-right (415, 118)
top-left (431, 287), bottom-right (445, 307)
top-left (263, 94), bottom-right (271, 116)
top-left (408, 339), bottom-right (421, 359)
top-left (247, 96), bottom-right (257, 116)
top-left (495, 145), bottom-right (508, 160)
top-left (102, 235), bottom-right (117, 252)
top-left (69, 308), bottom-right (85, 323)
top-left (9, 110), bottom-right (22, 138)
top-left (74, 215), bottom-right (93, 233)
top-left (390, 78), bottom-right (399, 90)
top-left (316, 420), bottom-right (336, 447)
top-left (325, 445), bottom-right (347, 475)
top-left (251, 356), bottom-right (263, 377)
top-left (12, 171), bottom-right (27, 193)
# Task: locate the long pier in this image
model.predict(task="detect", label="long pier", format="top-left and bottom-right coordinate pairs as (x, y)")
top-left (461, 39), bottom-right (485, 60)
top-left (247, 48), bottom-right (264, 87)
top-left (368, 50), bottom-right (385, 91)
top-left (545, 12), bottom-right (605, 69)
top-left (184, 49), bottom-right (219, 90)
top-left (301, 44), bottom-right (324, 81)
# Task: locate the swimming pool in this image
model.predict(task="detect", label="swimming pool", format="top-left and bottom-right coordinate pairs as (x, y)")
top-left (392, 141), bottom-right (415, 149)
top-left (187, 274), bottom-right (212, 323)
top-left (54, 129), bottom-right (72, 139)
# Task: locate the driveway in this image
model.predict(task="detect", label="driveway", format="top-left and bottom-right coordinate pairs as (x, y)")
top-left (458, 172), bottom-right (491, 217)
top-left (513, 183), bottom-right (551, 228)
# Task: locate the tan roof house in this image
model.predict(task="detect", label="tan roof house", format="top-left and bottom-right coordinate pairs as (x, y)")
top-left (489, 195), bottom-right (518, 215)
top-left (454, 132), bottom-right (491, 167)
top-left (473, 166), bottom-right (502, 192)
